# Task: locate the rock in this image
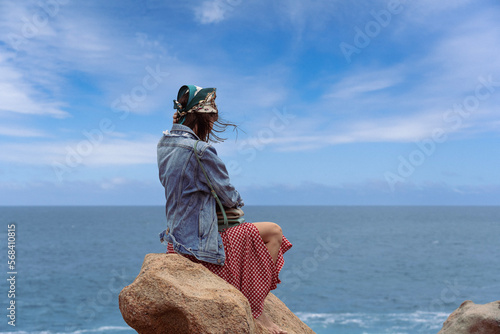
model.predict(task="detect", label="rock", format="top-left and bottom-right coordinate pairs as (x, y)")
top-left (438, 300), bottom-right (500, 334)
top-left (119, 253), bottom-right (316, 334)
top-left (257, 292), bottom-right (315, 334)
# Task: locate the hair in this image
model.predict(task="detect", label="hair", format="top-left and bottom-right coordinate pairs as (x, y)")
top-left (178, 92), bottom-right (237, 143)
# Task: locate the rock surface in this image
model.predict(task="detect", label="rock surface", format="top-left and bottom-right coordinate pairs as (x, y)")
top-left (438, 300), bottom-right (500, 334)
top-left (119, 253), bottom-right (315, 334)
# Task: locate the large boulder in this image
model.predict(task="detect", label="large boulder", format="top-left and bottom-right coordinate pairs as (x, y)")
top-left (119, 253), bottom-right (315, 334)
top-left (438, 300), bottom-right (500, 334)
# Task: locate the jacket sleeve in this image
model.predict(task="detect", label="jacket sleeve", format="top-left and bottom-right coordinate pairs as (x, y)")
top-left (197, 144), bottom-right (244, 208)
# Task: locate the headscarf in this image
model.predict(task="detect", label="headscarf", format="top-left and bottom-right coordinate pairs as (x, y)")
top-left (173, 85), bottom-right (218, 124)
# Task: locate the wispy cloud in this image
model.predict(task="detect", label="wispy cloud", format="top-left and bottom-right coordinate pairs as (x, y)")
top-left (0, 2), bottom-right (176, 119)
top-left (100, 177), bottom-right (128, 190)
top-left (267, 9), bottom-right (500, 151)
top-left (0, 1), bottom-right (498, 205)
top-left (324, 67), bottom-right (404, 99)
top-left (405, 0), bottom-right (475, 20)
top-left (195, 1), bottom-right (225, 23)
top-left (0, 125), bottom-right (48, 138)
top-left (221, 111), bottom-right (451, 154)
top-left (194, 0), bottom-right (235, 24)
top-left (0, 52), bottom-right (69, 118)
top-left (0, 178), bottom-right (163, 205)
top-left (0, 136), bottom-right (158, 167)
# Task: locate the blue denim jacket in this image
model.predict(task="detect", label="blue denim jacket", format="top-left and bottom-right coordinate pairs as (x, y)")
top-left (157, 124), bottom-right (244, 265)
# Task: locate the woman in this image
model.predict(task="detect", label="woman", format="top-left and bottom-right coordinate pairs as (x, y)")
top-left (158, 85), bottom-right (292, 334)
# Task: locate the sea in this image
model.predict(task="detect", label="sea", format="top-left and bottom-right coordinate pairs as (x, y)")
top-left (0, 206), bottom-right (499, 334)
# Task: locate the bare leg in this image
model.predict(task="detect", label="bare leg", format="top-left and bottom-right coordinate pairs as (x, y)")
top-left (255, 312), bottom-right (288, 334)
top-left (252, 222), bottom-right (286, 333)
top-left (252, 222), bottom-right (283, 264)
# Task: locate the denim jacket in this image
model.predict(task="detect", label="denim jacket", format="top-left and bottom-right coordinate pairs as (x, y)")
top-left (157, 124), bottom-right (244, 265)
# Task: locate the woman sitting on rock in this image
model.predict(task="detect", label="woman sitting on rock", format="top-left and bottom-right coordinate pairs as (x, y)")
top-left (158, 85), bottom-right (291, 334)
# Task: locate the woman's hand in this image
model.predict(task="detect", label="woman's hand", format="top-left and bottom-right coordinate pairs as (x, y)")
top-left (173, 112), bottom-right (179, 124)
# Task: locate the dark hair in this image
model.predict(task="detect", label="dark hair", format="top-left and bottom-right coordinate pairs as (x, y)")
top-left (178, 92), bottom-right (236, 143)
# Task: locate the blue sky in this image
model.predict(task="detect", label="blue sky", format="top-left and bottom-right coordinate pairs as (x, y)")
top-left (1, 0), bottom-right (499, 205)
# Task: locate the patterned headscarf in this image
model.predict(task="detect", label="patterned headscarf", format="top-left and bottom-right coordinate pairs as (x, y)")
top-left (173, 85), bottom-right (218, 124)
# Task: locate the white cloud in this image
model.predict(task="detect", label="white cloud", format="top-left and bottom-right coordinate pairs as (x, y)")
top-left (406, 0), bottom-right (474, 18)
top-left (195, 0), bottom-right (232, 24)
top-left (0, 136), bottom-right (158, 167)
top-left (0, 53), bottom-right (69, 118)
top-left (0, 82), bottom-right (68, 118)
top-left (291, 9), bottom-right (500, 149)
top-left (0, 125), bottom-right (47, 137)
top-left (0, 2), bottom-right (178, 119)
top-left (224, 111), bottom-right (452, 153)
top-left (325, 67), bottom-right (404, 99)
top-left (100, 177), bottom-right (128, 190)
top-left (0, 1), bottom-right (498, 172)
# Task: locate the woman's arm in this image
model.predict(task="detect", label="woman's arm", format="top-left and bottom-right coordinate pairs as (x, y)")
top-left (197, 144), bottom-right (244, 208)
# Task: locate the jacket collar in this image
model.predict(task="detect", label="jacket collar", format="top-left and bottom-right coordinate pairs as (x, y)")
top-left (170, 124), bottom-right (200, 140)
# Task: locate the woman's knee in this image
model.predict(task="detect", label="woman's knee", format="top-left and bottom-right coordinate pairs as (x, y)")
top-left (271, 223), bottom-right (283, 241)
top-left (253, 222), bottom-right (283, 243)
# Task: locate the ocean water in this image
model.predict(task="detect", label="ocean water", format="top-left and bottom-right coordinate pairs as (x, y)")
top-left (0, 206), bottom-right (499, 334)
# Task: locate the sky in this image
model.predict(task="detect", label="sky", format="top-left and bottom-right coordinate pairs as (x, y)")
top-left (0, 0), bottom-right (499, 206)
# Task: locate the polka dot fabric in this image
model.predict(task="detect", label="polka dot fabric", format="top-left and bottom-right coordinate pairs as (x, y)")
top-left (167, 222), bottom-right (292, 318)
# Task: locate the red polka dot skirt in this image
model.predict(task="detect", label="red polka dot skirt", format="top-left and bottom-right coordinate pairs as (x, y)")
top-left (167, 222), bottom-right (292, 318)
